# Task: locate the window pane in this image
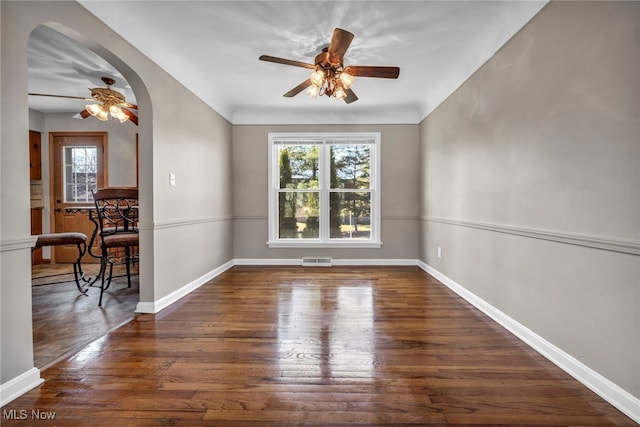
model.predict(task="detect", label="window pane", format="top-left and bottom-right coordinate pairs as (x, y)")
top-left (278, 191), bottom-right (320, 239)
top-left (63, 146), bottom-right (98, 203)
top-left (329, 192), bottom-right (371, 239)
top-left (330, 145), bottom-right (370, 189)
top-left (279, 145), bottom-right (319, 189)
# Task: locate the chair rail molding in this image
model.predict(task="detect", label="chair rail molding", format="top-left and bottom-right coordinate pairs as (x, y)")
top-left (422, 216), bottom-right (640, 256)
top-left (151, 215), bottom-right (234, 230)
top-left (0, 236), bottom-right (38, 252)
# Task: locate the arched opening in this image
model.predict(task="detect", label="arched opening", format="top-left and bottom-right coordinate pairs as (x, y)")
top-left (26, 23), bottom-right (153, 368)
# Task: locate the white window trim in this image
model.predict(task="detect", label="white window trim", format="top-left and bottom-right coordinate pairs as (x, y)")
top-left (267, 132), bottom-right (382, 248)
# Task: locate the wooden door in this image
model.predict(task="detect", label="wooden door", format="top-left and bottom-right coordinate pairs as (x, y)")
top-left (30, 130), bottom-right (43, 264)
top-left (29, 130), bottom-right (42, 180)
top-left (51, 132), bottom-right (107, 264)
top-left (31, 208), bottom-right (43, 264)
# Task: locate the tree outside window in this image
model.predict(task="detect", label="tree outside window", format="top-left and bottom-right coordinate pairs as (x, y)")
top-left (269, 133), bottom-right (380, 247)
top-left (64, 146), bottom-right (98, 203)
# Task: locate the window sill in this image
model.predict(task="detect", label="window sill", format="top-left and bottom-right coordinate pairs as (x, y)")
top-left (267, 240), bottom-right (383, 249)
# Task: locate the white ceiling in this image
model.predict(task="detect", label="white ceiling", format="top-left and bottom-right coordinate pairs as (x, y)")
top-left (28, 1), bottom-right (547, 125)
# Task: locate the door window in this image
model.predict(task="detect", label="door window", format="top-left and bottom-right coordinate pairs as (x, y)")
top-left (64, 146), bottom-right (98, 203)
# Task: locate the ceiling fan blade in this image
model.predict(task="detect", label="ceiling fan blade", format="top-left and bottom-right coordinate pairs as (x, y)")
top-left (283, 79), bottom-right (312, 98)
top-left (122, 102), bottom-right (138, 110)
top-left (327, 28), bottom-right (354, 65)
top-left (259, 55), bottom-right (315, 70)
top-left (28, 93), bottom-right (90, 100)
top-left (122, 108), bottom-right (138, 126)
top-left (344, 88), bottom-right (358, 104)
top-left (72, 109), bottom-right (91, 120)
top-left (344, 66), bottom-right (400, 79)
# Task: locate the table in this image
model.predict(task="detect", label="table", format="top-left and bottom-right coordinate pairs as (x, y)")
top-left (64, 206), bottom-right (104, 287)
top-left (65, 204), bottom-right (140, 292)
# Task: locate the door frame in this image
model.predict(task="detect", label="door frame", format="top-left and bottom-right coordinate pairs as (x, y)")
top-left (48, 131), bottom-right (109, 263)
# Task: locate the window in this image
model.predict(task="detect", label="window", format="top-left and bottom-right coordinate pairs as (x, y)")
top-left (268, 132), bottom-right (381, 248)
top-left (64, 146), bottom-right (98, 203)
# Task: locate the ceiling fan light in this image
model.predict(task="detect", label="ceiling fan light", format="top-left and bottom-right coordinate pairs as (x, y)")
top-left (86, 103), bottom-right (109, 121)
top-left (339, 72), bottom-right (355, 89)
top-left (310, 70), bottom-right (325, 87)
top-left (85, 103), bottom-right (102, 117)
top-left (96, 109), bottom-right (109, 121)
top-left (334, 86), bottom-right (347, 100)
top-left (110, 106), bottom-right (129, 123)
top-left (306, 84), bottom-right (320, 99)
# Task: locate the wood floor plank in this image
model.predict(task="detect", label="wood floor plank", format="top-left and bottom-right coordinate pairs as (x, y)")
top-left (30, 263), bottom-right (139, 368)
top-left (2, 266), bottom-right (637, 426)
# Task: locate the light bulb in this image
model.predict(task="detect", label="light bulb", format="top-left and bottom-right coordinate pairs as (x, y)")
top-left (334, 86), bottom-right (347, 100)
top-left (110, 106), bottom-right (129, 123)
top-left (339, 72), bottom-right (355, 89)
top-left (306, 84), bottom-right (320, 99)
top-left (310, 70), bottom-right (325, 87)
top-left (85, 104), bottom-right (102, 116)
top-left (86, 104), bottom-right (109, 120)
top-left (95, 107), bottom-right (109, 121)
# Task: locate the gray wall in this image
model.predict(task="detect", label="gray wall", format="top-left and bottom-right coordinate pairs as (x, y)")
top-left (419, 1), bottom-right (639, 398)
top-left (1, 0), bottom-right (233, 390)
top-left (28, 109), bottom-right (138, 260)
top-left (29, 110), bottom-right (139, 231)
top-left (233, 124), bottom-right (420, 261)
top-left (3, 0), bottom-right (638, 414)
top-left (41, 113), bottom-right (139, 188)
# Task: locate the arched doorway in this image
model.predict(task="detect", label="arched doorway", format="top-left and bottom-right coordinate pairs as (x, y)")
top-left (26, 23), bottom-right (153, 368)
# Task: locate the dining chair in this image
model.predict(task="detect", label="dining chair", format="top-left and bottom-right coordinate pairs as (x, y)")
top-left (92, 187), bottom-right (139, 306)
top-left (33, 232), bottom-right (88, 294)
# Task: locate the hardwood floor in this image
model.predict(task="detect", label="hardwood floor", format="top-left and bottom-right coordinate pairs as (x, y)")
top-left (4, 266), bottom-right (637, 426)
top-left (31, 263), bottom-right (139, 368)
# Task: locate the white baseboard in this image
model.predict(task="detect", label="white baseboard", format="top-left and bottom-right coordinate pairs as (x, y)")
top-left (36, 256), bottom-right (636, 423)
top-left (234, 258), bottom-right (301, 266)
top-left (417, 260), bottom-right (640, 425)
top-left (0, 368), bottom-right (44, 407)
top-left (135, 260), bottom-right (234, 314)
top-left (137, 258), bottom-right (417, 313)
top-left (234, 258), bottom-right (418, 266)
top-left (332, 258), bottom-right (417, 266)
top-left (136, 258), bottom-right (417, 313)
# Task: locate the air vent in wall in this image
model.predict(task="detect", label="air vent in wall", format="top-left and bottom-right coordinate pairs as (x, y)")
top-left (301, 257), bottom-right (332, 267)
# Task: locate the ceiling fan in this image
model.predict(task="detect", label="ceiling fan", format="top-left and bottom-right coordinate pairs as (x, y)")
top-left (259, 28), bottom-right (400, 104)
top-left (28, 77), bottom-right (138, 125)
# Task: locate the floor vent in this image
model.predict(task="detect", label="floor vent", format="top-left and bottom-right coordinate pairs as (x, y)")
top-left (301, 257), bottom-right (332, 267)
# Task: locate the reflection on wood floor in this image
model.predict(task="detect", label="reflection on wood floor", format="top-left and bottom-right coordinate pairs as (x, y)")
top-left (7, 266), bottom-right (637, 426)
top-left (31, 263), bottom-right (139, 369)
